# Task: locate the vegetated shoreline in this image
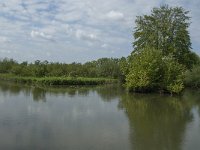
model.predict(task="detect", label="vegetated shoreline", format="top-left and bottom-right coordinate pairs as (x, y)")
top-left (0, 74), bottom-right (118, 86)
top-left (0, 74), bottom-right (199, 96)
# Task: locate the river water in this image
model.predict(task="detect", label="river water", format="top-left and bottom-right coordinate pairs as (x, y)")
top-left (0, 81), bottom-right (199, 150)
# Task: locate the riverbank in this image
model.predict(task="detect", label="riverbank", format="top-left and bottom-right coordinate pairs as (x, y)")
top-left (0, 74), bottom-right (118, 86)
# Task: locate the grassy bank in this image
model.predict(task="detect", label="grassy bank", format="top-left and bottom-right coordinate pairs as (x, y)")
top-left (0, 74), bottom-right (118, 86)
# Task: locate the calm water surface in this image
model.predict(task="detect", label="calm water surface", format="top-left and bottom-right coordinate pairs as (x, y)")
top-left (0, 81), bottom-right (199, 150)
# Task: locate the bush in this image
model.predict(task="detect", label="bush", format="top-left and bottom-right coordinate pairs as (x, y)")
top-left (162, 55), bottom-right (185, 93)
top-left (184, 65), bottom-right (200, 88)
top-left (126, 47), bottom-right (163, 92)
top-left (125, 47), bottom-right (186, 94)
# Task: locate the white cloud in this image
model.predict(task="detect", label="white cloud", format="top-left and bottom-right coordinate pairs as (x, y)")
top-left (75, 29), bottom-right (98, 41)
top-left (0, 49), bottom-right (11, 54)
top-left (31, 30), bottom-right (53, 41)
top-left (106, 10), bottom-right (124, 21)
top-left (101, 44), bottom-right (108, 48)
top-left (0, 36), bottom-right (10, 43)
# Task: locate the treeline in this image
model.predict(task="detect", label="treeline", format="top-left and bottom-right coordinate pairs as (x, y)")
top-left (0, 57), bottom-right (123, 79)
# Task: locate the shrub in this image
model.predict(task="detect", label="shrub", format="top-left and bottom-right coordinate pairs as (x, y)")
top-left (126, 47), bottom-right (163, 92)
top-left (125, 47), bottom-right (186, 93)
top-left (162, 55), bottom-right (185, 93)
top-left (184, 65), bottom-right (200, 88)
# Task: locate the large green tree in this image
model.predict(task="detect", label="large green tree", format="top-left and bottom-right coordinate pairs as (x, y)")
top-left (133, 5), bottom-right (194, 68)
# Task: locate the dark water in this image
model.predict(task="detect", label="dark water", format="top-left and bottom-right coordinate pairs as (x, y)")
top-left (0, 81), bottom-right (199, 150)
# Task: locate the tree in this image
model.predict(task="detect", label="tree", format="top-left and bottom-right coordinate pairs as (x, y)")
top-left (133, 5), bottom-right (192, 68)
top-left (184, 65), bottom-right (200, 88)
top-left (125, 47), bottom-right (185, 93)
top-left (123, 5), bottom-right (200, 93)
top-left (162, 55), bottom-right (185, 93)
top-left (119, 57), bottom-right (129, 82)
top-left (126, 47), bottom-right (163, 92)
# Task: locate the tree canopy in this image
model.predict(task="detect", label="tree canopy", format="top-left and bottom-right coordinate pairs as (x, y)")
top-left (133, 5), bottom-right (196, 68)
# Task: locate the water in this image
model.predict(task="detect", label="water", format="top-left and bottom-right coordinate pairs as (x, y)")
top-left (0, 81), bottom-right (199, 150)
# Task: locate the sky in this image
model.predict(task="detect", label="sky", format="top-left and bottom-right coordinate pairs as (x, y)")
top-left (0, 0), bottom-right (199, 63)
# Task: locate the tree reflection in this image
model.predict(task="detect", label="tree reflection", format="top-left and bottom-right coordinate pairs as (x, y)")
top-left (95, 85), bottom-right (123, 102)
top-left (183, 89), bottom-right (200, 116)
top-left (77, 87), bottom-right (90, 96)
top-left (120, 93), bottom-right (193, 150)
top-left (0, 81), bottom-right (199, 149)
top-left (32, 87), bottom-right (47, 102)
top-left (0, 81), bottom-right (21, 94)
top-left (0, 81), bottom-right (32, 96)
top-left (0, 81), bottom-right (124, 102)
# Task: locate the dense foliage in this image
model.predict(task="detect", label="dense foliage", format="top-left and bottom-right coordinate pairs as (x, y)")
top-left (0, 74), bottom-right (117, 86)
top-left (0, 58), bottom-right (122, 79)
top-left (184, 65), bottom-right (200, 88)
top-left (126, 47), bottom-right (185, 93)
top-left (123, 5), bottom-right (200, 94)
top-left (133, 5), bottom-right (198, 69)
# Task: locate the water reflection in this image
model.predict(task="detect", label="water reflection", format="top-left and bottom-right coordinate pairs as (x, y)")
top-left (120, 93), bottom-right (195, 150)
top-left (0, 81), bottom-right (130, 150)
top-left (0, 81), bottom-right (199, 150)
top-left (183, 89), bottom-right (200, 106)
top-left (32, 87), bottom-right (47, 102)
top-left (0, 81), bottom-right (123, 102)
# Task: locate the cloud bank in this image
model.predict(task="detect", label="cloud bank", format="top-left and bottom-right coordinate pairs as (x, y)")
top-left (0, 0), bottom-right (199, 62)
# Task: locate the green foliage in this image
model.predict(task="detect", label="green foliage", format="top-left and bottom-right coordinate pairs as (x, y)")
top-left (0, 74), bottom-right (117, 86)
top-left (125, 47), bottom-right (186, 93)
top-left (126, 47), bottom-right (163, 92)
top-left (133, 5), bottom-right (194, 68)
top-left (183, 51), bottom-right (200, 69)
top-left (167, 82), bottom-right (184, 94)
top-left (184, 65), bottom-right (200, 88)
top-left (0, 58), bottom-right (122, 79)
top-left (162, 56), bottom-right (185, 93)
top-left (119, 57), bottom-right (129, 82)
top-left (0, 58), bottom-right (17, 73)
top-left (122, 5), bottom-right (200, 94)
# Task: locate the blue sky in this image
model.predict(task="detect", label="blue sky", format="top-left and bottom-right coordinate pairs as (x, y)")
top-left (0, 0), bottom-right (199, 63)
